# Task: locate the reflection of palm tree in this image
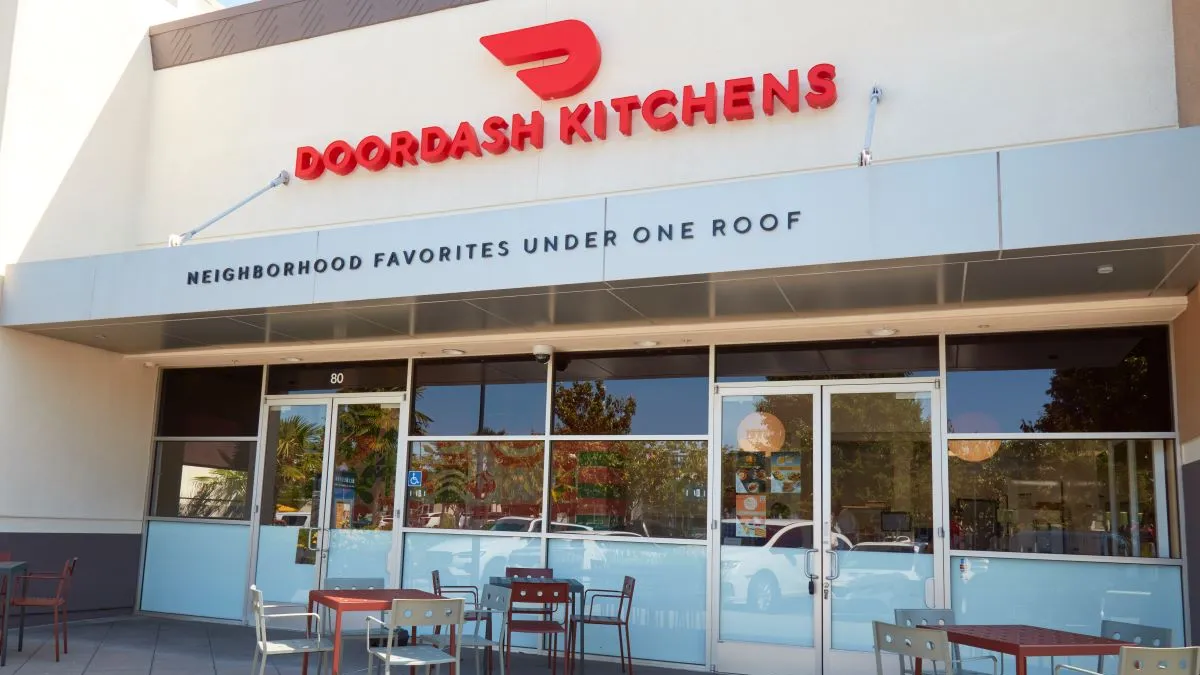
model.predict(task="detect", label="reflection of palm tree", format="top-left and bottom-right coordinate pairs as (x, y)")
top-left (274, 416), bottom-right (325, 511)
top-left (183, 468), bottom-right (249, 519)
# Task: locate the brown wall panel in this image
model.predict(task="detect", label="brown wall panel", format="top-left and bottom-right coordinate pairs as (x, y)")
top-left (149, 0), bottom-right (488, 69)
top-left (1175, 0), bottom-right (1200, 127)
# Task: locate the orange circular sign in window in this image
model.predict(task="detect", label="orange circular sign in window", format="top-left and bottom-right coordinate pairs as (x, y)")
top-left (736, 412), bottom-right (785, 455)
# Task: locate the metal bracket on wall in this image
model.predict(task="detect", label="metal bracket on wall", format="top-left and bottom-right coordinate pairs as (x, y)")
top-left (859, 86), bottom-right (884, 167)
top-left (168, 170), bottom-right (291, 246)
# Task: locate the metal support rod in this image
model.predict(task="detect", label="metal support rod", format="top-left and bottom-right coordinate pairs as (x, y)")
top-left (859, 86), bottom-right (883, 167)
top-left (168, 170), bottom-right (290, 246)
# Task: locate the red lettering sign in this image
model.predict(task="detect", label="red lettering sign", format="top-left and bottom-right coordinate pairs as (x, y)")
top-left (293, 20), bottom-right (838, 181)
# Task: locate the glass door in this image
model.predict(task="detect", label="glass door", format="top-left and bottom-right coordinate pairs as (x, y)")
top-left (254, 402), bottom-right (333, 614)
top-left (250, 395), bottom-right (407, 622)
top-left (713, 385), bottom-right (822, 675)
top-left (821, 383), bottom-right (942, 675)
top-left (322, 398), bottom-right (405, 587)
top-left (711, 381), bottom-right (943, 675)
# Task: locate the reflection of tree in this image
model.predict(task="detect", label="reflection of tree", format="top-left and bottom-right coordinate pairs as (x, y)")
top-left (182, 468), bottom-right (249, 519)
top-left (553, 381), bottom-right (636, 434)
top-left (272, 416), bottom-right (325, 512)
top-left (408, 441), bottom-right (544, 528)
top-left (335, 405), bottom-right (400, 529)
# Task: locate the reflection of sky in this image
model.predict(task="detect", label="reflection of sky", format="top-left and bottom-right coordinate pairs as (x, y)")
top-left (577, 377), bottom-right (709, 435)
top-left (418, 383), bottom-right (547, 435)
top-left (947, 370), bottom-right (1054, 433)
top-left (279, 404), bottom-right (328, 427)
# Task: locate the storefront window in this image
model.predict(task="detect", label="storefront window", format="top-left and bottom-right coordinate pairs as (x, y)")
top-left (946, 327), bottom-right (1173, 433)
top-left (157, 366), bottom-right (263, 437)
top-left (716, 337), bottom-right (939, 382)
top-left (553, 349), bottom-right (709, 435)
top-left (948, 439), bottom-right (1176, 558)
top-left (151, 440), bottom-right (256, 519)
top-left (549, 440), bottom-right (708, 539)
top-left (412, 358), bottom-right (547, 435)
top-left (404, 441), bottom-right (545, 531)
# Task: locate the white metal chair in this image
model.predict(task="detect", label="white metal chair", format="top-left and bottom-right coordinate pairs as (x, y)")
top-left (367, 597), bottom-right (465, 675)
top-left (895, 608), bottom-right (1002, 675)
top-left (1055, 646), bottom-right (1200, 675)
top-left (423, 584), bottom-right (511, 675)
top-left (324, 577), bottom-right (388, 630)
top-left (1095, 622), bottom-right (1174, 673)
top-left (874, 621), bottom-right (998, 675)
top-left (249, 584), bottom-right (334, 675)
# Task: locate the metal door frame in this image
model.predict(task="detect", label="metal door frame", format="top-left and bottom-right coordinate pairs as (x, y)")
top-left (244, 393), bottom-right (407, 620)
top-left (708, 378), bottom-right (945, 675)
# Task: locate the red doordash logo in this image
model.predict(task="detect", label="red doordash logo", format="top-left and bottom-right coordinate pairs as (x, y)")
top-left (293, 20), bottom-right (837, 181)
top-left (479, 19), bottom-right (601, 101)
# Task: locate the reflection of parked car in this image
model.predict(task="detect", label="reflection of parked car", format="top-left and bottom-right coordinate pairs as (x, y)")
top-left (721, 520), bottom-right (852, 612)
top-left (489, 517), bottom-right (593, 533)
top-left (1008, 530), bottom-right (1131, 557)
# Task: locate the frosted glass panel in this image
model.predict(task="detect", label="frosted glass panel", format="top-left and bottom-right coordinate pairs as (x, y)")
top-left (549, 539), bottom-right (706, 665)
top-left (255, 525), bottom-right (317, 606)
top-left (951, 556), bottom-right (1185, 675)
top-left (141, 521), bottom-right (250, 620)
top-left (326, 530), bottom-right (395, 584)
top-left (832, 550), bottom-right (934, 652)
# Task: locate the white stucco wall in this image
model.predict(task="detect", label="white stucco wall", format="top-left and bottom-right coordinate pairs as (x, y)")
top-left (131, 0), bottom-right (1179, 248)
top-left (0, 0), bottom-right (213, 267)
top-left (0, 328), bottom-right (158, 535)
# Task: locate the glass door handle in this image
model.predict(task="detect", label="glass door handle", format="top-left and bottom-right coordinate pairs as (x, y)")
top-left (824, 550), bottom-right (840, 580)
top-left (804, 550), bottom-right (818, 579)
top-left (924, 577), bottom-right (936, 608)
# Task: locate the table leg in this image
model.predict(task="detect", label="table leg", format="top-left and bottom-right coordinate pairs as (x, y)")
top-left (914, 657), bottom-right (923, 675)
top-left (303, 598), bottom-right (314, 675)
top-left (333, 610), bottom-right (344, 675)
top-left (1017, 657), bottom-right (1027, 675)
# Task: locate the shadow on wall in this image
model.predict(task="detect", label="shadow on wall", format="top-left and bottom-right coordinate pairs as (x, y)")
top-left (16, 38), bottom-right (154, 264)
top-left (0, 532), bottom-right (142, 624)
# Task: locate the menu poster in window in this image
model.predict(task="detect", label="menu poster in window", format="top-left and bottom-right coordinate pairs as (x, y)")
top-left (734, 453), bottom-right (768, 495)
top-left (770, 453), bottom-right (802, 494)
top-left (735, 494), bottom-right (767, 538)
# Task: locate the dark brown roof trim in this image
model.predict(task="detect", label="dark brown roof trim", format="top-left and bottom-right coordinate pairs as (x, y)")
top-left (149, 0), bottom-right (488, 70)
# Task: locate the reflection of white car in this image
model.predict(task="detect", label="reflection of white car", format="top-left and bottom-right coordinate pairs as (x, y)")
top-left (488, 517), bottom-right (593, 533)
top-left (721, 520), bottom-right (852, 612)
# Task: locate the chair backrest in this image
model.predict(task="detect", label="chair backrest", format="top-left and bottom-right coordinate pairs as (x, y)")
top-left (325, 577), bottom-right (386, 591)
top-left (432, 570), bottom-right (444, 594)
top-left (895, 608), bottom-right (955, 629)
top-left (0, 552), bottom-right (11, 562)
top-left (1115, 646), bottom-right (1200, 674)
top-left (618, 576), bottom-right (637, 622)
top-left (58, 558), bottom-right (78, 600)
top-left (510, 581), bottom-right (570, 620)
top-left (388, 598), bottom-right (465, 630)
top-left (1102, 620), bottom-right (1172, 648)
top-left (873, 621), bottom-right (953, 675)
top-left (506, 567), bottom-right (553, 579)
top-left (249, 585), bottom-right (268, 644)
top-left (479, 584), bottom-right (512, 635)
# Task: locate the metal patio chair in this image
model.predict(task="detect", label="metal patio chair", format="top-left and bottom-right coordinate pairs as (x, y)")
top-left (324, 577), bottom-right (388, 630)
top-left (874, 621), bottom-right (998, 675)
top-left (895, 608), bottom-right (1001, 675)
top-left (570, 576), bottom-right (636, 675)
top-left (14, 557), bottom-right (77, 662)
top-left (423, 584), bottom-right (511, 675)
top-left (366, 597), bottom-right (465, 675)
top-left (1055, 646), bottom-right (1200, 675)
top-left (250, 584), bottom-right (334, 675)
top-left (508, 581), bottom-right (572, 675)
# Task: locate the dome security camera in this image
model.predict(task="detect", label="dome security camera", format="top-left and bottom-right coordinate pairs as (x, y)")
top-left (532, 345), bottom-right (554, 364)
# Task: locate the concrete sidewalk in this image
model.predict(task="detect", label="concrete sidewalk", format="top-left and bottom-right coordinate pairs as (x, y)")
top-left (2, 617), bottom-right (690, 675)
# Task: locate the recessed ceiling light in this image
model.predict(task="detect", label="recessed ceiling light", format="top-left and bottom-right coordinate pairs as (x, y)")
top-left (1097, 264), bottom-right (1115, 275)
top-left (869, 328), bottom-right (899, 337)
top-left (143, 361), bottom-right (156, 368)
top-left (634, 340), bottom-right (659, 347)
top-left (978, 324), bottom-right (991, 329)
top-left (94, 334), bottom-right (107, 340)
top-left (282, 357), bottom-right (302, 363)
top-left (442, 348), bottom-right (466, 356)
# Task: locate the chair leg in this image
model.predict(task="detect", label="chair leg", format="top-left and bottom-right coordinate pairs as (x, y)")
top-left (258, 649), bottom-right (269, 675)
top-left (249, 649), bottom-right (258, 675)
top-left (551, 634), bottom-right (557, 675)
top-left (319, 650), bottom-right (327, 675)
top-left (580, 623), bottom-right (586, 675)
top-left (616, 624), bottom-right (625, 674)
top-left (62, 605), bottom-right (69, 654)
top-left (53, 606), bottom-right (60, 662)
top-left (17, 604), bottom-right (25, 652)
top-left (624, 625), bottom-right (633, 675)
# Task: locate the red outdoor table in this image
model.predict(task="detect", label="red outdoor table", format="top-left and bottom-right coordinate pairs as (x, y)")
top-left (915, 625), bottom-right (1133, 675)
top-left (304, 588), bottom-right (443, 675)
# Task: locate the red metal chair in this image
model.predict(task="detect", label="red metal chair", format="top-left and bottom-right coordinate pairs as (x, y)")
top-left (0, 552), bottom-right (9, 654)
top-left (15, 557), bottom-right (77, 662)
top-left (505, 568), bottom-right (556, 617)
top-left (569, 576), bottom-right (637, 675)
top-left (507, 581), bottom-right (571, 675)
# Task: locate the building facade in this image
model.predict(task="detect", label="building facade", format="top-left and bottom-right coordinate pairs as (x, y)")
top-left (2, 1), bottom-right (1200, 674)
